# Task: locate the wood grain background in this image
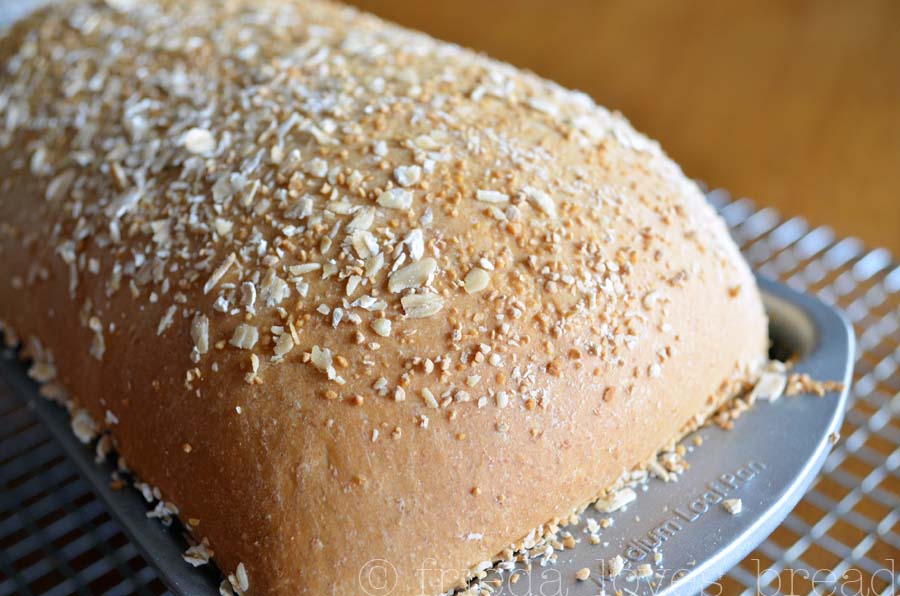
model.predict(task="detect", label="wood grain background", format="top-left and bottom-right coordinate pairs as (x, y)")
top-left (348, 0), bottom-right (900, 253)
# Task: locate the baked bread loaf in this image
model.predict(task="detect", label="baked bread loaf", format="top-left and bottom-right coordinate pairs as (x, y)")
top-left (0, 1), bottom-right (768, 594)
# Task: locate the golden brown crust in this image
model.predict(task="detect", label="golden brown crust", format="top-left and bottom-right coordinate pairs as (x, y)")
top-left (0, 1), bottom-right (767, 594)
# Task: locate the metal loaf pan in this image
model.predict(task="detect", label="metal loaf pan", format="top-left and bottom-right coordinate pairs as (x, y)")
top-left (1, 277), bottom-right (854, 596)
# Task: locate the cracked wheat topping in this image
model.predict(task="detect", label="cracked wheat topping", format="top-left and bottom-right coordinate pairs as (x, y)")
top-left (0, 0), bottom-right (746, 414)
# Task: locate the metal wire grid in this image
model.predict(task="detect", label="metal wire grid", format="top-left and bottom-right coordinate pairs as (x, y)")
top-left (706, 192), bottom-right (900, 596)
top-left (0, 380), bottom-right (166, 596)
top-left (0, 193), bottom-right (897, 596)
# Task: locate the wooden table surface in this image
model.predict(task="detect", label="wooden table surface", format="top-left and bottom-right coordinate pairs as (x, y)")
top-left (349, 0), bottom-right (900, 254)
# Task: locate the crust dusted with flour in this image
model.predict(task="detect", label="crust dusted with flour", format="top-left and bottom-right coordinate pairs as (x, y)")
top-left (0, 1), bottom-right (768, 594)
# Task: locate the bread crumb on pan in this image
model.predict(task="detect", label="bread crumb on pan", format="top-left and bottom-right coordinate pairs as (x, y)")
top-left (723, 498), bottom-right (743, 515)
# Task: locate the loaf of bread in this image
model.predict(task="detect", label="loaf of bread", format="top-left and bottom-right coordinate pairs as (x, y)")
top-left (0, 1), bottom-right (768, 594)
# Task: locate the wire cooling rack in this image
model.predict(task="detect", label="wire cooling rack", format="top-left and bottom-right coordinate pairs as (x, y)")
top-left (0, 192), bottom-right (897, 596)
